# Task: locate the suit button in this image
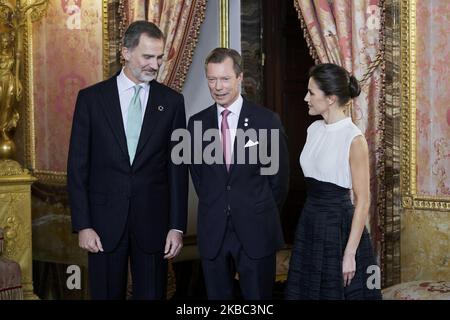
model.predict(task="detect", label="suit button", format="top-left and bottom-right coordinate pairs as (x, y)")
top-left (226, 185), bottom-right (231, 191)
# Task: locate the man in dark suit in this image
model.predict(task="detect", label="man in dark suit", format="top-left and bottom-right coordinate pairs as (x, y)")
top-left (67, 21), bottom-right (188, 300)
top-left (188, 48), bottom-right (289, 299)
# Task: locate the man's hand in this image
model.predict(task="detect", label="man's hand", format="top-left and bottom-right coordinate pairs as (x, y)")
top-left (79, 228), bottom-right (104, 253)
top-left (164, 229), bottom-right (183, 259)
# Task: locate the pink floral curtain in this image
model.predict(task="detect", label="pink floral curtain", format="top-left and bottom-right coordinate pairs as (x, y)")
top-left (294, 0), bottom-right (384, 262)
top-left (124, 0), bottom-right (207, 92)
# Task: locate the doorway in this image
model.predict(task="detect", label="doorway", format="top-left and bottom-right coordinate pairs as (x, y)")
top-left (263, 0), bottom-right (317, 243)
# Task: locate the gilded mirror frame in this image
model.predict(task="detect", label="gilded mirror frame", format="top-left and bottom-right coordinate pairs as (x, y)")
top-left (219, 0), bottom-right (229, 48)
top-left (400, 0), bottom-right (450, 211)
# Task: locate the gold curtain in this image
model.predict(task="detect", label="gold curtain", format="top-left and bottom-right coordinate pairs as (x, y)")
top-left (294, 0), bottom-right (386, 264)
top-left (124, 0), bottom-right (207, 92)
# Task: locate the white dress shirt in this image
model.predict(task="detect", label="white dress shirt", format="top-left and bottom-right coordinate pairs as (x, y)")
top-left (116, 69), bottom-right (150, 132)
top-left (216, 95), bottom-right (243, 149)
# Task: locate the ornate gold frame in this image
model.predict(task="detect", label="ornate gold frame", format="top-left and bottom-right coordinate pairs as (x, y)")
top-left (219, 0), bottom-right (229, 48)
top-left (22, 0), bottom-right (110, 186)
top-left (400, 0), bottom-right (450, 211)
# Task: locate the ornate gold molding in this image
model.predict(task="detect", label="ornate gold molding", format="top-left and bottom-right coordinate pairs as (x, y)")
top-left (166, 0), bottom-right (207, 92)
top-left (219, 0), bottom-right (229, 48)
top-left (0, 172), bottom-right (37, 299)
top-left (102, 0), bottom-right (109, 80)
top-left (0, 159), bottom-right (29, 176)
top-left (24, 16), bottom-right (35, 171)
top-left (400, 0), bottom-right (450, 211)
top-left (1, 196), bottom-right (27, 257)
top-left (33, 170), bottom-right (66, 186)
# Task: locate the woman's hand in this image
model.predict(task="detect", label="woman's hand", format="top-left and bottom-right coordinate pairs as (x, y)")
top-left (343, 252), bottom-right (356, 287)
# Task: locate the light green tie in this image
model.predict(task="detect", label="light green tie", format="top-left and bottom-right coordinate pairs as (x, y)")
top-left (126, 85), bottom-right (143, 164)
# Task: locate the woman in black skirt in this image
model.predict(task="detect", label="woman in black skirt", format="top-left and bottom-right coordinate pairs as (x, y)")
top-left (285, 63), bottom-right (382, 300)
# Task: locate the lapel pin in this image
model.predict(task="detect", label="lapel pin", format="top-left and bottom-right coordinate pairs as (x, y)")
top-left (158, 105), bottom-right (164, 112)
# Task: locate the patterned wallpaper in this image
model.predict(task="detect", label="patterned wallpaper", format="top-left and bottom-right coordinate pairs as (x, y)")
top-left (415, 0), bottom-right (450, 197)
top-left (32, 1), bottom-right (104, 172)
top-left (400, 0), bottom-right (450, 283)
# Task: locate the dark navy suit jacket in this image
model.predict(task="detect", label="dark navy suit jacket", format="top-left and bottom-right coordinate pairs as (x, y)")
top-left (67, 74), bottom-right (188, 253)
top-left (188, 98), bottom-right (289, 260)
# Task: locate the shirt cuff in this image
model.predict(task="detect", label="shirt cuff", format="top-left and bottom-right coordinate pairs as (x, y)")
top-left (171, 229), bottom-right (184, 235)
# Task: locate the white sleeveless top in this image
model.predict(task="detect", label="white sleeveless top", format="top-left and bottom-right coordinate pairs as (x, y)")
top-left (299, 117), bottom-right (363, 189)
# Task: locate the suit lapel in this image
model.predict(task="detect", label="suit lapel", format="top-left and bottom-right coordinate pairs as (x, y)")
top-left (100, 76), bottom-right (129, 158)
top-left (134, 80), bottom-right (163, 161)
top-left (209, 103), bottom-right (219, 130)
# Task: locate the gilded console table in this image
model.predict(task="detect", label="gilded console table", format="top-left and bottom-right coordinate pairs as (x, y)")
top-left (0, 160), bottom-right (37, 299)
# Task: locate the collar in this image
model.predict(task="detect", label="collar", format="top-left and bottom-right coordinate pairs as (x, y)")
top-left (117, 68), bottom-right (150, 93)
top-left (216, 95), bottom-right (243, 117)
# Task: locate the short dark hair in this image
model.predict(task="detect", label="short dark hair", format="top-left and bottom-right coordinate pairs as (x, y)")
top-left (123, 20), bottom-right (165, 49)
top-left (204, 48), bottom-right (242, 77)
top-left (309, 63), bottom-right (361, 106)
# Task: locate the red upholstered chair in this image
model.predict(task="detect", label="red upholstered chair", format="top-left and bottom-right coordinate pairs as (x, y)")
top-left (0, 227), bottom-right (23, 300)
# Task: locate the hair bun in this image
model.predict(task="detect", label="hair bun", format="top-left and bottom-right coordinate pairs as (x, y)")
top-left (349, 75), bottom-right (361, 98)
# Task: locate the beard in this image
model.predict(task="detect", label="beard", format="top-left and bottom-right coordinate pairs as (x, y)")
top-left (129, 65), bottom-right (158, 83)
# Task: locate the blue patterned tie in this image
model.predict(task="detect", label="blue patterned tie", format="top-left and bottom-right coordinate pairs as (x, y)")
top-left (126, 85), bottom-right (143, 164)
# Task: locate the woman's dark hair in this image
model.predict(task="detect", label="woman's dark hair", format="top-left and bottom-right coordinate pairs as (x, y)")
top-left (309, 63), bottom-right (361, 106)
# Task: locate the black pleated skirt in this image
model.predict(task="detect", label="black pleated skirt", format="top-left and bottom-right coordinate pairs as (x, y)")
top-left (285, 178), bottom-right (382, 300)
